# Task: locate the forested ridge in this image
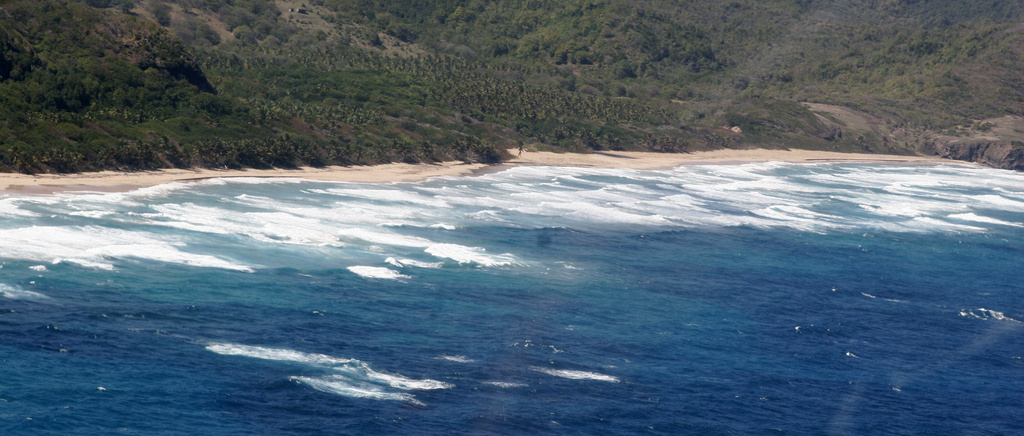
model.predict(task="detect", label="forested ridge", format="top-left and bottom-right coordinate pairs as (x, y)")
top-left (1, 0), bottom-right (1023, 173)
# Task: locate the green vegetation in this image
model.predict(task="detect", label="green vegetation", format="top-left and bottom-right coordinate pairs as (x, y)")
top-left (1, 0), bottom-right (1022, 173)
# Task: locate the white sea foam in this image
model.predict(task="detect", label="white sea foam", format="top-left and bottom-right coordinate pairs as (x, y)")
top-left (647, 193), bottom-right (709, 211)
top-left (3, 163), bottom-right (1022, 284)
top-left (529, 200), bottom-right (670, 226)
top-left (958, 308), bottom-right (1021, 323)
top-left (909, 217), bottom-right (986, 232)
top-left (204, 177), bottom-right (308, 187)
top-left (948, 213), bottom-right (1023, 227)
top-left (529, 366), bottom-right (620, 382)
top-left (750, 205), bottom-right (845, 232)
top-left (424, 244), bottom-right (518, 266)
top-left (435, 355), bottom-right (475, 363)
top-left (310, 188), bottom-right (451, 208)
top-left (0, 284), bottom-right (51, 301)
top-left (206, 342), bottom-right (356, 365)
top-left (28, 265), bottom-right (48, 272)
top-left (0, 198), bottom-right (39, 217)
top-left (144, 203), bottom-right (350, 247)
top-left (0, 226), bottom-right (253, 272)
top-left (208, 342), bottom-right (450, 403)
top-left (604, 183), bottom-right (663, 196)
top-left (208, 342), bottom-right (451, 389)
top-left (856, 197), bottom-right (967, 218)
top-left (757, 205), bottom-right (841, 221)
top-left (347, 266), bottom-right (410, 280)
top-left (385, 257), bottom-right (443, 268)
top-left (95, 244), bottom-right (255, 272)
top-left (291, 376), bottom-right (419, 403)
top-left (482, 381), bottom-right (528, 388)
top-left (362, 368), bottom-right (452, 390)
top-left (433, 192), bottom-right (523, 211)
top-left (125, 181), bottom-right (198, 198)
top-left (968, 195), bottom-right (1024, 212)
top-left (337, 229), bottom-right (434, 248)
top-left (68, 210), bottom-right (113, 219)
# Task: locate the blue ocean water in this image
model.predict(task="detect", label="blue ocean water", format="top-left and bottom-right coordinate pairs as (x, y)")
top-left (1, 162), bottom-right (1022, 435)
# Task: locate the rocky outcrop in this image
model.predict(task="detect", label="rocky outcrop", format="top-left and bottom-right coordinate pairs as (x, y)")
top-left (932, 140), bottom-right (1024, 171)
top-left (804, 104), bottom-right (1024, 171)
top-left (926, 115), bottom-right (1024, 171)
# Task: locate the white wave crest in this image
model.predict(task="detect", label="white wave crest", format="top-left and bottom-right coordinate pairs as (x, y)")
top-left (385, 257), bottom-right (443, 268)
top-left (435, 355), bottom-right (475, 363)
top-left (948, 213), bottom-right (1023, 227)
top-left (861, 292), bottom-right (905, 303)
top-left (95, 244), bottom-right (255, 272)
top-left (68, 210), bottom-right (113, 219)
top-left (0, 226), bottom-right (253, 272)
top-left (462, 163), bottom-right (1024, 233)
top-left (362, 368), bottom-right (452, 390)
top-left (337, 229), bottom-right (433, 248)
top-left (125, 181), bottom-right (198, 197)
top-left (909, 217), bottom-right (986, 232)
top-left (0, 284), bottom-right (52, 301)
top-left (750, 205), bottom-right (844, 232)
top-left (425, 244), bottom-right (517, 266)
top-left (148, 203), bottom-right (343, 247)
top-left (0, 198), bottom-right (39, 217)
top-left (291, 376), bottom-right (419, 404)
top-left (483, 381), bottom-right (528, 388)
top-left (856, 197), bottom-right (968, 219)
top-left (347, 266), bottom-right (410, 280)
top-left (206, 342), bottom-right (356, 365)
top-left (207, 343), bottom-right (450, 389)
top-left (310, 188), bottom-right (451, 208)
top-left (512, 198), bottom-right (670, 226)
top-left (959, 308), bottom-right (1021, 323)
top-left (208, 342), bottom-right (451, 403)
top-left (969, 194), bottom-right (1024, 212)
top-left (529, 366), bottom-right (620, 382)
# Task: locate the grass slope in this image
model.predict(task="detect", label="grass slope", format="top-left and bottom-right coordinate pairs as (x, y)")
top-left (2, 0), bottom-right (1023, 173)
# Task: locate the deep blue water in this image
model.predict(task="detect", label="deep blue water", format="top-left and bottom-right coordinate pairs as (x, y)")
top-left (1, 162), bottom-right (1022, 435)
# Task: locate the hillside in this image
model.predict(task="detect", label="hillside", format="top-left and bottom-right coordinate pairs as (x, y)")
top-left (1, 0), bottom-right (1023, 173)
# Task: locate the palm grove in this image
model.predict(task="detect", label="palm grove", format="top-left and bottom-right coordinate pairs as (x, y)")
top-left (1, 0), bottom-right (1022, 173)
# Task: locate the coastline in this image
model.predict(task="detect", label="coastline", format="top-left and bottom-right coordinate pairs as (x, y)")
top-left (0, 149), bottom-right (957, 194)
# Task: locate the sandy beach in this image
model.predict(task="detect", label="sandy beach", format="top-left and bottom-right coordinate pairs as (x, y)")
top-left (0, 149), bottom-right (954, 193)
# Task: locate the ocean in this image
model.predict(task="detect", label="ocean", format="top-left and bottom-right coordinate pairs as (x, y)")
top-left (1, 162), bottom-right (1022, 435)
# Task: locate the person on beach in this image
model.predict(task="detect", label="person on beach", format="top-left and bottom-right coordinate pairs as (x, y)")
top-left (518, 145), bottom-right (525, 157)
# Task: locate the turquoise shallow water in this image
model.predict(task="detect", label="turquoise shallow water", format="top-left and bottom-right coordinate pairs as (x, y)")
top-left (1, 162), bottom-right (1022, 434)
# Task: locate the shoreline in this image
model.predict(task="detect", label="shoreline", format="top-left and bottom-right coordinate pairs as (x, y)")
top-left (0, 149), bottom-right (957, 194)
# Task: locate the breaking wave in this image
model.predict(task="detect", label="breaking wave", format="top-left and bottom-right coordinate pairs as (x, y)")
top-left (347, 266), bottom-right (410, 280)
top-left (435, 355), bottom-right (475, 363)
top-left (0, 284), bottom-right (51, 301)
top-left (424, 244), bottom-right (518, 266)
top-left (529, 366), bottom-right (620, 382)
top-left (2, 162), bottom-right (1023, 282)
top-left (482, 381), bottom-right (528, 388)
top-left (959, 308), bottom-right (1021, 323)
top-left (206, 342), bottom-right (452, 403)
top-left (0, 226), bottom-right (253, 272)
